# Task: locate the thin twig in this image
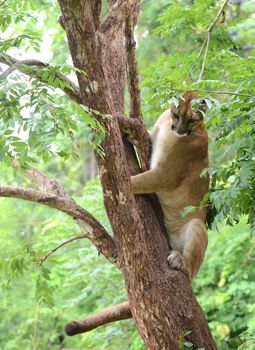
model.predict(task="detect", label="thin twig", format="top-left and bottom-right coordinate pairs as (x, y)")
top-left (198, 31), bottom-right (211, 81)
top-left (198, 36), bottom-right (207, 59)
top-left (197, 0), bottom-right (229, 80)
top-left (195, 89), bottom-right (254, 98)
top-left (0, 0), bottom-right (8, 6)
top-left (169, 89), bottom-right (254, 99)
top-left (38, 235), bottom-right (86, 266)
top-left (208, 0), bottom-right (229, 33)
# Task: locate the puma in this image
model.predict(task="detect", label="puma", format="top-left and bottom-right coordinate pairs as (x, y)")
top-left (131, 92), bottom-right (209, 280)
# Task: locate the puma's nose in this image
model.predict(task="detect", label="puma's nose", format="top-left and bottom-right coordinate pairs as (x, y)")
top-left (176, 125), bottom-right (187, 135)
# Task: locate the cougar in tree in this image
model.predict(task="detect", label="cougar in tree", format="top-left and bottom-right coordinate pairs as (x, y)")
top-left (131, 92), bottom-right (209, 280)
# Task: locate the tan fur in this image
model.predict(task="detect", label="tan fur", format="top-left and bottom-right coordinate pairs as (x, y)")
top-left (131, 94), bottom-right (209, 280)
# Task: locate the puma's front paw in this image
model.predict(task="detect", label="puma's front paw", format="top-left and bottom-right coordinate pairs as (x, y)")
top-left (167, 251), bottom-right (189, 278)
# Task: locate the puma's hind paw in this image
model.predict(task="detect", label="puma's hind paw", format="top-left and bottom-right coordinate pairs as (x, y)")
top-left (167, 251), bottom-right (189, 278)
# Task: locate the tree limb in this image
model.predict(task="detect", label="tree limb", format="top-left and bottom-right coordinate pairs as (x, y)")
top-left (117, 114), bottom-right (151, 171)
top-left (91, 0), bottom-right (102, 30)
top-left (124, 12), bottom-right (151, 171)
top-left (0, 185), bottom-right (56, 203)
top-left (117, 113), bottom-right (144, 136)
top-left (0, 52), bottom-right (82, 104)
top-left (65, 301), bottom-right (132, 335)
top-left (99, 0), bottom-right (137, 40)
top-left (0, 184), bottom-right (119, 267)
top-left (125, 15), bottom-right (142, 118)
top-left (13, 162), bottom-right (67, 197)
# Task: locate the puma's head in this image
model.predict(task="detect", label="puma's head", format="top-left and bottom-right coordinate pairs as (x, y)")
top-left (170, 91), bottom-right (204, 136)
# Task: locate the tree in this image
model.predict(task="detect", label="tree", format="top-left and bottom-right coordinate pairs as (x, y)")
top-left (0, 0), bottom-right (218, 348)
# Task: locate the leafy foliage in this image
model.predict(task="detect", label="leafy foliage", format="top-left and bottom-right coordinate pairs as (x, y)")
top-left (0, 1), bottom-right (105, 167)
top-left (194, 219), bottom-right (255, 347)
top-left (1, 168), bottom-right (255, 348)
top-left (0, 0), bottom-right (255, 349)
top-left (0, 170), bottom-right (144, 349)
top-left (0, 64), bottom-right (106, 164)
top-left (139, 0), bottom-right (255, 234)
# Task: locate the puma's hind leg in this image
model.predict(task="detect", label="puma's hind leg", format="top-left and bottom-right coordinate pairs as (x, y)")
top-left (167, 218), bottom-right (208, 280)
top-left (182, 218), bottom-right (208, 280)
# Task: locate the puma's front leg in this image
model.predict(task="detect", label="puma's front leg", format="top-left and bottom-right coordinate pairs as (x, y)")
top-left (131, 169), bottom-right (161, 194)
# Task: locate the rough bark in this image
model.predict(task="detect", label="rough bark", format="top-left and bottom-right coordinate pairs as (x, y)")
top-left (56, 1), bottom-right (217, 348)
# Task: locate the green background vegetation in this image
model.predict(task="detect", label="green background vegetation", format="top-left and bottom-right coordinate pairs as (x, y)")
top-left (0, 0), bottom-right (255, 349)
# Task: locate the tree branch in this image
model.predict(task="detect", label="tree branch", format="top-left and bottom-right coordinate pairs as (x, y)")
top-left (38, 235), bottom-right (86, 266)
top-left (0, 53), bottom-right (82, 104)
top-left (0, 184), bottom-right (119, 267)
top-left (117, 114), bottom-right (151, 171)
top-left (0, 185), bottom-right (56, 203)
top-left (13, 162), bottom-right (67, 197)
top-left (99, 0), bottom-right (137, 40)
top-left (125, 15), bottom-right (142, 118)
top-left (124, 12), bottom-right (151, 171)
top-left (117, 113), bottom-right (144, 136)
top-left (91, 0), bottom-right (102, 30)
top-left (65, 301), bottom-right (132, 335)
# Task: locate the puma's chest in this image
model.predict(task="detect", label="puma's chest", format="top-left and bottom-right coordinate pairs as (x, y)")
top-left (150, 128), bottom-right (192, 171)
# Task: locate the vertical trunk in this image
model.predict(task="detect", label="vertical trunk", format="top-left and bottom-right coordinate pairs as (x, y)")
top-left (58, 1), bottom-right (217, 348)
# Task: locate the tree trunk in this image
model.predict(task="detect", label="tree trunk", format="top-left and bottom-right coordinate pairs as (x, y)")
top-left (58, 1), bottom-right (217, 349)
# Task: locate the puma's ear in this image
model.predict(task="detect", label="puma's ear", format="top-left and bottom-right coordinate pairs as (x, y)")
top-left (199, 99), bottom-right (208, 112)
top-left (170, 103), bottom-right (178, 115)
top-left (195, 109), bottom-right (205, 120)
top-left (195, 99), bottom-right (208, 119)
